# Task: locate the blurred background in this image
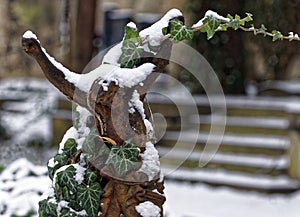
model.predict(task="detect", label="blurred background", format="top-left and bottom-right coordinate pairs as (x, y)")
top-left (1, 0), bottom-right (300, 217)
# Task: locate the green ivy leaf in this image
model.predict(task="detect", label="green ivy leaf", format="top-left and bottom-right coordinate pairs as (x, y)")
top-left (118, 23), bottom-right (143, 68)
top-left (227, 19), bottom-right (240, 30)
top-left (162, 26), bottom-right (168, 35)
top-left (200, 17), bottom-right (221, 40)
top-left (82, 128), bottom-right (99, 155)
top-left (39, 199), bottom-right (58, 217)
top-left (169, 19), bottom-right (194, 42)
top-left (77, 183), bottom-right (103, 217)
top-left (68, 199), bottom-right (83, 212)
top-left (48, 154), bottom-right (68, 180)
top-left (56, 165), bottom-right (78, 194)
top-left (84, 169), bottom-right (99, 185)
top-left (106, 141), bottom-right (139, 176)
top-left (272, 30), bottom-right (283, 42)
top-left (257, 24), bottom-right (267, 36)
top-left (63, 138), bottom-right (77, 157)
top-left (124, 25), bottom-right (141, 44)
top-left (245, 13), bottom-right (253, 22)
top-left (119, 40), bottom-right (143, 68)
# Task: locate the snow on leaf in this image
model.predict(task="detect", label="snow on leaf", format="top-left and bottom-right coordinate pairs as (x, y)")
top-left (56, 165), bottom-right (78, 194)
top-left (48, 154), bottom-right (68, 180)
top-left (77, 183), bottom-right (103, 217)
top-left (118, 22), bottom-right (143, 68)
top-left (124, 24), bottom-right (141, 44)
top-left (169, 19), bottom-right (194, 42)
top-left (106, 141), bottom-right (140, 176)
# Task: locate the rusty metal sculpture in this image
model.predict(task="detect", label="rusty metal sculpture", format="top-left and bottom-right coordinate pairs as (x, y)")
top-left (22, 13), bottom-right (182, 216)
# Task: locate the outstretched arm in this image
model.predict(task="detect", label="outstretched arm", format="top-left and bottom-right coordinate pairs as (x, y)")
top-left (22, 31), bottom-right (88, 108)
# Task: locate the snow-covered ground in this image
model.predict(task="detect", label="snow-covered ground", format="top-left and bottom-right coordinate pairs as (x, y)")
top-left (165, 180), bottom-right (300, 217)
top-left (1, 158), bottom-right (300, 217)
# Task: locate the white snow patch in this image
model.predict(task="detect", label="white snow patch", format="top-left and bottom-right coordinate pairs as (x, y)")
top-left (42, 48), bottom-right (81, 86)
top-left (205, 10), bottom-right (230, 22)
top-left (74, 164), bottom-right (86, 184)
top-left (136, 201), bottom-right (161, 217)
top-left (23, 30), bottom-right (39, 41)
top-left (192, 10), bottom-right (230, 28)
top-left (127, 21), bottom-right (137, 30)
top-left (52, 165), bottom-right (72, 188)
top-left (40, 186), bottom-right (55, 201)
top-left (77, 62), bottom-right (155, 92)
top-left (24, 31), bottom-right (80, 87)
top-left (47, 157), bottom-right (56, 168)
top-left (139, 142), bottom-right (160, 181)
top-left (98, 63), bottom-right (155, 90)
top-left (128, 90), bottom-right (146, 119)
top-left (0, 158), bottom-right (47, 181)
top-left (140, 8), bottom-right (183, 47)
top-left (0, 159), bottom-right (50, 217)
top-left (58, 127), bottom-right (79, 154)
top-left (77, 64), bottom-right (118, 92)
top-left (102, 43), bottom-right (122, 66)
top-left (164, 180), bottom-right (300, 217)
top-left (57, 200), bottom-right (69, 215)
top-left (144, 119), bottom-right (154, 135)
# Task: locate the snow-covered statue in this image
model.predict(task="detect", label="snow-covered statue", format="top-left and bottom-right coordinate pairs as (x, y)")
top-left (22, 8), bottom-right (183, 217)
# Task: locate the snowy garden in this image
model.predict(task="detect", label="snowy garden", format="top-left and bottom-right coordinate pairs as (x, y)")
top-left (1, 1), bottom-right (300, 217)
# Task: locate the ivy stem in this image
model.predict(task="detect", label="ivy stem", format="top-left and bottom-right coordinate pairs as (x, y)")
top-left (239, 26), bottom-right (300, 41)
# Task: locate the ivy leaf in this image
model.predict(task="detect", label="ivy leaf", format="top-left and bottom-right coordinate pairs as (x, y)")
top-left (119, 40), bottom-right (143, 68)
top-left (39, 199), bottom-right (58, 217)
top-left (245, 13), bottom-right (253, 22)
top-left (124, 25), bottom-right (141, 44)
top-left (257, 24), bottom-right (267, 36)
top-left (63, 138), bottom-right (77, 157)
top-left (169, 19), bottom-right (194, 42)
top-left (84, 169), bottom-right (99, 185)
top-left (272, 30), bottom-right (283, 42)
top-left (68, 199), bottom-right (83, 212)
top-left (227, 18), bottom-right (240, 30)
top-left (82, 128), bottom-right (99, 155)
top-left (200, 17), bottom-right (221, 40)
top-left (106, 141), bottom-right (139, 176)
top-left (77, 183), bottom-right (103, 217)
top-left (162, 26), bottom-right (168, 35)
top-left (48, 154), bottom-right (68, 180)
top-left (56, 165), bottom-right (78, 194)
top-left (118, 23), bottom-right (142, 68)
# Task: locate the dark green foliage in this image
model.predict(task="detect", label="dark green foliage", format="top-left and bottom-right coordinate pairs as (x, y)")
top-left (118, 25), bottom-right (143, 68)
top-left (77, 183), bottom-right (103, 217)
top-left (106, 141), bottom-right (140, 176)
top-left (63, 138), bottom-right (77, 157)
top-left (119, 40), bottom-right (143, 68)
top-left (165, 19), bottom-right (194, 41)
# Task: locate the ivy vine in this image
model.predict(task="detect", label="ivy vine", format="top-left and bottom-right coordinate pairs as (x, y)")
top-left (118, 11), bottom-right (299, 70)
